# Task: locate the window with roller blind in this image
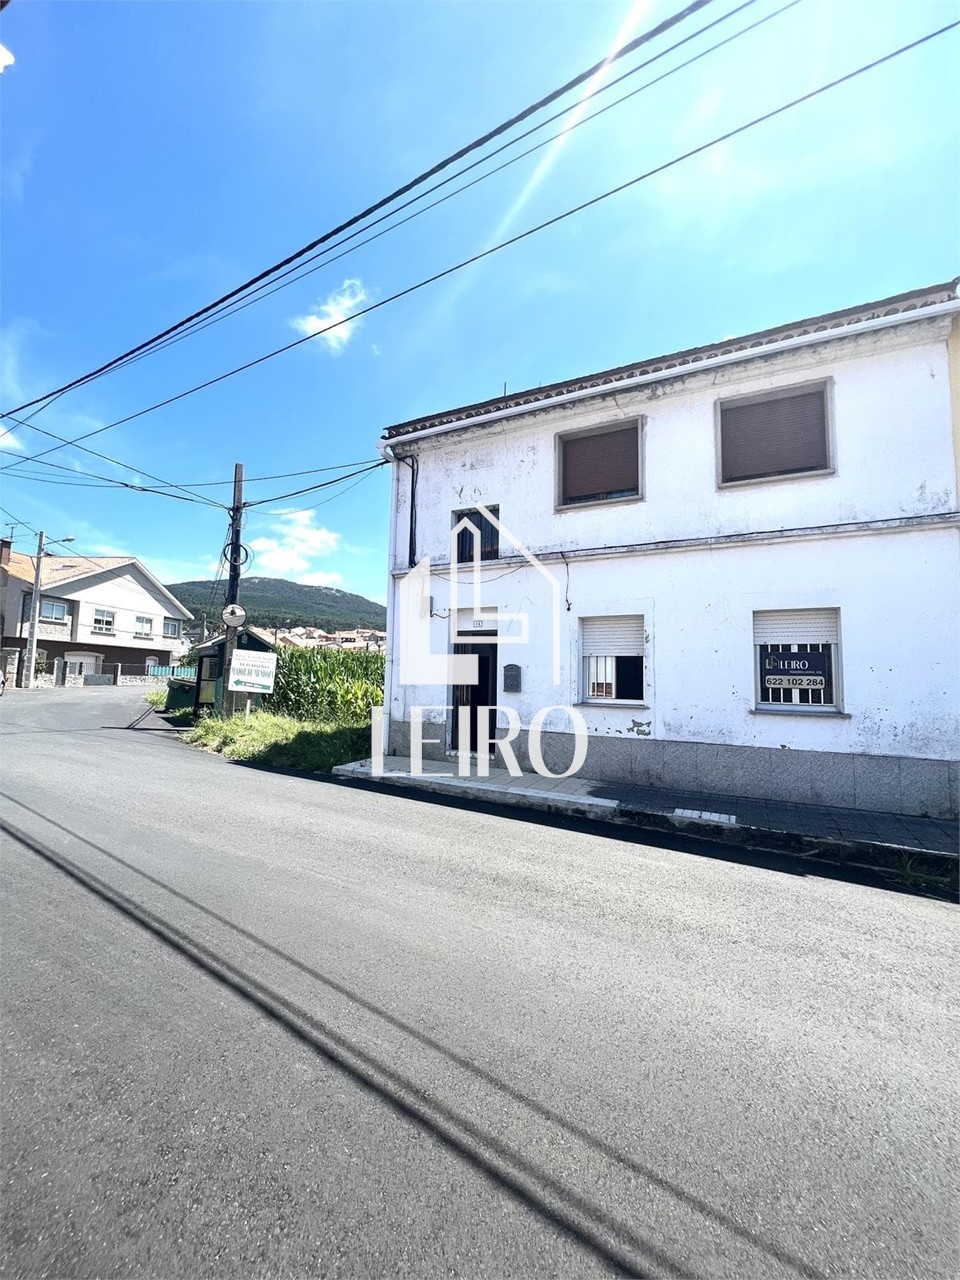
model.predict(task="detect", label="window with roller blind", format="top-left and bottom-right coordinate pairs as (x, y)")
top-left (557, 421), bottom-right (641, 508)
top-left (580, 615), bottom-right (645, 703)
top-left (718, 383), bottom-right (832, 485)
top-left (754, 609), bottom-right (840, 711)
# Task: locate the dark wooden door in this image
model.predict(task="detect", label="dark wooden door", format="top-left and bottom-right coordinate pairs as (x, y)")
top-left (451, 641), bottom-right (497, 754)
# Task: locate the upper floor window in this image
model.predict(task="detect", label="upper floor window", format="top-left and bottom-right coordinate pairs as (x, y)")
top-left (93, 609), bottom-right (115, 634)
top-left (719, 383), bottom-right (830, 485)
top-left (39, 599), bottom-right (68, 622)
top-left (754, 609), bottom-right (840, 711)
top-left (135, 616), bottom-right (154, 638)
top-left (558, 422), bottom-right (641, 508)
top-left (581, 615), bottom-right (645, 703)
top-left (454, 505), bottom-right (499, 563)
top-left (162, 618), bottom-right (181, 639)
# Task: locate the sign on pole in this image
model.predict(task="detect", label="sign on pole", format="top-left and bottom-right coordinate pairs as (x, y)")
top-left (227, 651), bottom-right (277, 694)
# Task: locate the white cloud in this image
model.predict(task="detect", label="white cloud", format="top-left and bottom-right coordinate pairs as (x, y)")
top-left (89, 542), bottom-right (132, 556)
top-left (290, 278), bottom-right (368, 354)
top-left (299, 571), bottom-right (343, 587)
top-left (247, 508), bottom-right (342, 579)
top-left (0, 425), bottom-right (24, 452)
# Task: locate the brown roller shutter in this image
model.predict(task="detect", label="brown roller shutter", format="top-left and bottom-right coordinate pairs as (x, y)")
top-left (720, 389), bottom-right (827, 483)
top-left (561, 425), bottom-right (639, 505)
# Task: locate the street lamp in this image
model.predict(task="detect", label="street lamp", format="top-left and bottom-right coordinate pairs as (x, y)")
top-left (24, 532), bottom-right (75, 690)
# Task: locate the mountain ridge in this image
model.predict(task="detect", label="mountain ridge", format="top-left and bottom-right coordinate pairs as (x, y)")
top-left (166, 576), bottom-right (386, 631)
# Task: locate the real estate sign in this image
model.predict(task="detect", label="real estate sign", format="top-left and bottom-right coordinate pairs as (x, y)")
top-left (762, 651), bottom-right (827, 690)
top-left (227, 651), bottom-right (277, 694)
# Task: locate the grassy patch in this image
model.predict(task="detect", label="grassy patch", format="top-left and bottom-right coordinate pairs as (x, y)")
top-left (184, 711), bottom-right (369, 773)
top-left (144, 688), bottom-right (168, 709)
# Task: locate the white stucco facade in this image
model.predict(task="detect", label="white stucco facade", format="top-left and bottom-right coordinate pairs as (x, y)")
top-left (381, 302), bottom-right (960, 818)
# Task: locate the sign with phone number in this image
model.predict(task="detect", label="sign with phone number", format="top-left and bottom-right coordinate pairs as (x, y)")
top-left (763, 651), bottom-right (827, 690)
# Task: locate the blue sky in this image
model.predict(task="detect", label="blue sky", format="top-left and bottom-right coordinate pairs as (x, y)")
top-left (1, 0), bottom-right (957, 604)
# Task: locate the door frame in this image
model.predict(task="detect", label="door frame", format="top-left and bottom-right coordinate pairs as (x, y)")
top-left (449, 635), bottom-right (498, 754)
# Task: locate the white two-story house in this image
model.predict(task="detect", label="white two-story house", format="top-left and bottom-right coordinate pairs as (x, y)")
top-left (0, 548), bottom-right (194, 683)
top-left (378, 281), bottom-right (960, 819)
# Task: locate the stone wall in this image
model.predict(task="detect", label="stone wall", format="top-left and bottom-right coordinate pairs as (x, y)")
top-left (387, 717), bottom-right (958, 819)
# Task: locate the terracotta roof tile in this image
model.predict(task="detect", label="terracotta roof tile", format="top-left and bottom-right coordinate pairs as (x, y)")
top-left (382, 279), bottom-right (959, 440)
top-left (4, 551), bottom-right (134, 588)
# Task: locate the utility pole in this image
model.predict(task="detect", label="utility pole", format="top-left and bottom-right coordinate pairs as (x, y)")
top-left (221, 463), bottom-right (244, 716)
top-left (23, 529), bottom-right (74, 689)
top-left (23, 530), bottom-right (45, 691)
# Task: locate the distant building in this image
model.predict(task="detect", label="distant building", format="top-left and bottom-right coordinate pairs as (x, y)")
top-left (0, 543), bottom-right (193, 686)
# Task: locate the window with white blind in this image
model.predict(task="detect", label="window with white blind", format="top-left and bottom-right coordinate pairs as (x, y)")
top-left (581, 615), bottom-right (645, 703)
top-left (558, 422), bottom-right (641, 508)
top-left (719, 383), bottom-right (831, 485)
top-left (754, 609), bottom-right (840, 710)
top-left (134, 615), bottom-right (154, 638)
top-left (93, 609), bottom-right (115, 634)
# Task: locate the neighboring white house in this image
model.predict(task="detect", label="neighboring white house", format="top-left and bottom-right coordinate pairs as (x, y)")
top-left (0, 548), bottom-right (194, 684)
top-left (378, 280), bottom-right (960, 818)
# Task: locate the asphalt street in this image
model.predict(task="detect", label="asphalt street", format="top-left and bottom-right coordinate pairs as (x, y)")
top-left (1, 687), bottom-right (957, 1279)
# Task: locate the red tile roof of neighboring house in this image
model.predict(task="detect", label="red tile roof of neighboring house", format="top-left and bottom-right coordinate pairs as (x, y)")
top-left (4, 550), bottom-right (134, 588)
top-left (382, 279), bottom-right (959, 441)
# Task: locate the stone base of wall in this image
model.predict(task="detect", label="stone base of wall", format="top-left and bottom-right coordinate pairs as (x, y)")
top-left (387, 719), bottom-right (957, 819)
top-left (116, 674), bottom-right (169, 687)
top-left (33, 672), bottom-right (84, 688)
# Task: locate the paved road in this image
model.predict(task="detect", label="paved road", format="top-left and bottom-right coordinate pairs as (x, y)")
top-left (1, 687), bottom-right (957, 1279)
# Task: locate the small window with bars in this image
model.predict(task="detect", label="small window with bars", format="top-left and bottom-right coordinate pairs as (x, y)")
top-left (582, 615), bottom-right (645, 702)
top-left (559, 422), bottom-right (641, 507)
top-left (754, 609), bottom-right (839, 709)
top-left (720, 384), bottom-right (830, 484)
top-left (454, 505), bottom-right (499, 563)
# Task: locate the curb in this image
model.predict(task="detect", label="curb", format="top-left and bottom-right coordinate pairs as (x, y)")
top-left (332, 765), bottom-right (959, 897)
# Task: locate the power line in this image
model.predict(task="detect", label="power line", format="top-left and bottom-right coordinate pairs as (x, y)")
top-left (297, 464), bottom-right (387, 513)
top-left (0, 412), bottom-right (227, 507)
top-left (2, 0), bottom-right (719, 419)
top-left (5, 20), bottom-right (954, 472)
top-left (0, 445), bottom-right (381, 491)
top-left (0, 506), bottom-right (197, 612)
top-left (137, 459), bottom-right (383, 489)
top-left (242, 461), bottom-right (388, 509)
top-left (31, 0), bottom-right (777, 383)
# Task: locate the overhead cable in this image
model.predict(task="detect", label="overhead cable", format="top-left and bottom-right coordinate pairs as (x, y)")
top-left (4, 20), bottom-right (954, 470)
top-left (1, 0), bottom-right (718, 419)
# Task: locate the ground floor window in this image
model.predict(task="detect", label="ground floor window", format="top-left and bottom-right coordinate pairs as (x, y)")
top-left (754, 609), bottom-right (839, 709)
top-left (581, 615), bottom-right (645, 702)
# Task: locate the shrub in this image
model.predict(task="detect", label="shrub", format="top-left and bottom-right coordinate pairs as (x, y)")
top-left (266, 647), bottom-right (383, 723)
top-left (185, 711), bottom-right (368, 772)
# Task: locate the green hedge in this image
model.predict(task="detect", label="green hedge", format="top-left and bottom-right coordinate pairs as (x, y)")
top-left (266, 647), bottom-right (384, 723)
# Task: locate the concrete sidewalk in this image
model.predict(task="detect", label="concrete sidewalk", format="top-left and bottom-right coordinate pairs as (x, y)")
top-left (334, 755), bottom-right (959, 892)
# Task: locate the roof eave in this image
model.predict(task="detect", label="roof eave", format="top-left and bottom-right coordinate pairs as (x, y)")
top-left (382, 280), bottom-right (960, 443)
